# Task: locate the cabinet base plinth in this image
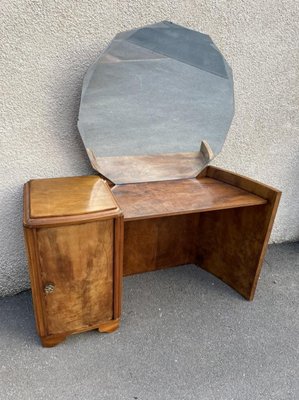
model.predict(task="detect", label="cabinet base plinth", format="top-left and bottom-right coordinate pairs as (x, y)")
top-left (39, 319), bottom-right (120, 347)
top-left (40, 334), bottom-right (67, 348)
top-left (98, 319), bottom-right (120, 333)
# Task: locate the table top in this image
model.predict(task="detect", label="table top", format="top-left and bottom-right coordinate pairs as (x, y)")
top-left (112, 177), bottom-right (267, 221)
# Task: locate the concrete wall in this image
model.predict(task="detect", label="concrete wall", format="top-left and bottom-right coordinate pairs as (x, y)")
top-left (1, 1), bottom-right (298, 296)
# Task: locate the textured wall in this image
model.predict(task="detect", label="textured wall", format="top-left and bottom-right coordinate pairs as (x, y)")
top-left (1, 1), bottom-right (298, 296)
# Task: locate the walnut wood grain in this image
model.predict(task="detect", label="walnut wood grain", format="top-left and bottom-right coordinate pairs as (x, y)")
top-left (29, 176), bottom-right (117, 218)
top-left (112, 177), bottom-right (266, 221)
top-left (121, 167), bottom-right (281, 301)
top-left (23, 176), bottom-right (124, 347)
top-left (95, 151), bottom-right (207, 184)
top-left (23, 166), bottom-right (281, 350)
top-left (40, 334), bottom-right (67, 348)
top-left (123, 214), bottom-right (200, 275)
top-left (113, 217), bottom-right (124, 318)
top-left (195, 206), bottom-right (268, 300)
top-left (197, 166), bottom-right (281, 300)
top-left (204, 166), bottom-right (280, 201)
top-left (24, 227), bottom-right (48, 337)
top-left (36, 221), bottom-right (114, 334)
top-left (24, 179), bottom-right (122, 228)
top-left (98, 318), bottom-right (120, 333)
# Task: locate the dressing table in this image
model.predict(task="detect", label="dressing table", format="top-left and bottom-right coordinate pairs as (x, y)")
top-left (23, 22), bottom-right (281, 346)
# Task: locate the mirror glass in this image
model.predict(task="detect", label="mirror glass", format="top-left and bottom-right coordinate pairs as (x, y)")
top-left (78, 21), bottom-right (234, 184)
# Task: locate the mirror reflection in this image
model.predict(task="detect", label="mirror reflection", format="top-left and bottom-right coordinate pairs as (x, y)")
top-left (78, 21), bottom-right (234, 184)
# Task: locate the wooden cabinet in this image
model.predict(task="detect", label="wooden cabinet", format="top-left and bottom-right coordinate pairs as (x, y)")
top-left (23, 176), bottom-right (123, 347)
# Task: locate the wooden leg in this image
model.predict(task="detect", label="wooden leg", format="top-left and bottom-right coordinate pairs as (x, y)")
top-left (40, 334), bottom-right (67, 347)
top-left (98, 319), bottom-right (120, 333)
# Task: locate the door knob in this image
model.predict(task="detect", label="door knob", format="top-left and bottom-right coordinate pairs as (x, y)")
top-left (44, 283), bottom-right (55, 294)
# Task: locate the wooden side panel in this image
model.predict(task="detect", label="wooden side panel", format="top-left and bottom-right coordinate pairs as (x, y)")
top-left (196, 201), bottom-right (280, 300)
top-left (36, 220), bottom-right (114, 335)
top-left (196, 206), bottom-right (265, 299)
top-left (206, 166), bottom-right (280, 201)
top-left (113, 216), bottom-right (124, 318)
top-left (23, 227), bottom-right (47, 337)
top-left (123, 214), bottom-right (200, 275)
top-left (198, 166), bottom-right (281, 300)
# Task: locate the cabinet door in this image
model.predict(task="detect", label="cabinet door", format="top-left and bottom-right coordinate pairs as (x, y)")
top-left (36, 220), bottom-right (114, 335)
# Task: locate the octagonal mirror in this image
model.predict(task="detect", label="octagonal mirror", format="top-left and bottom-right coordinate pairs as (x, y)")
top-left (78, 21), bottom-right (234, 184)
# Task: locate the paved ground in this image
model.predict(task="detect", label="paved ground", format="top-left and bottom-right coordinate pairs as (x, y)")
top-left (0, 242), bottom-right (298, 400)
